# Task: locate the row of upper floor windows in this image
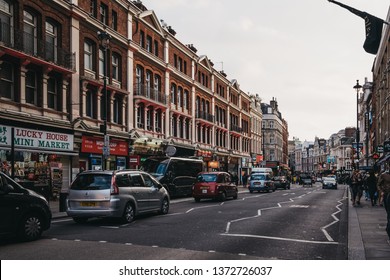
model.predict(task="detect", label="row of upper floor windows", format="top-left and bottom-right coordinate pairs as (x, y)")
top-left (0, 61), bottom-right (63, 111)
top-left (0, 1), bottom-right (253, 115)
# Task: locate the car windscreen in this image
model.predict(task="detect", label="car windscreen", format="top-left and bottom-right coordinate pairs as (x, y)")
top-left (71, 174), bottom-right (111, 190)
top-left (250, 174), bottom-right (266, 180)
top-left (196, 174), bottom-right (217, 183)
top-left (140, 158), bottom-right (168, 176)
top-left (323, 178), bottom-right (336, 182)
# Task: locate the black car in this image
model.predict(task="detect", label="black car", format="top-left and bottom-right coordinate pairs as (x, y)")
top-left (0, 171), bottom-right (52, 241)
top-left (273, 176), bottom-right (290, 189)
top-left (301, 177), bottom-right (313, 187)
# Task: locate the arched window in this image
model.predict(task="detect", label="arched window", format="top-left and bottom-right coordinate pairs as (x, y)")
top-left (154, 74), bottom-right (161, 97)
top-left (178, 86), bottom-right (183, 108)
top-left (112, 53), bottom-right (120, 81)
top-left (135, 65), bottom-right (144, 95)
top-left (45, 20), bottom-right (58, 63)
top-left (0, 0), bottom-right (13, 44)
top-left (137, 103), bottom-right (145, 128)
top-left (184, 89), bottom-right (189, 110)
top-left (23, 10), bottom-right (37, 55)
top-left (146, 70), bottom-right (152, 97)
top-left (196, 96), bottom-right (200, 115)
top-left (170, 83), bottom-right (176, 105)
top-left (84, 40), bottom-right (94, 71)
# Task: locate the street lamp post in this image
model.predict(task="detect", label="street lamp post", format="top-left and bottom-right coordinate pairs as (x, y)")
top-left (98, 31), bottom-right (111, 170)
top-left (353, 80), bottom-right (362, 171)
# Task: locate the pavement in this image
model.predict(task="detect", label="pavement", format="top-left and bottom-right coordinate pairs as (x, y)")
top-left (48, 184), bottom-right (390, 260)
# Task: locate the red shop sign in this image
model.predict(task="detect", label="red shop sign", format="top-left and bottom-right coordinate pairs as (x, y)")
top-left (81, 136), bottom-right (128, 156)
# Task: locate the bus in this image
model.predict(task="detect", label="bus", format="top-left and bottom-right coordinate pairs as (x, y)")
top-left (141, 156), bottom-right (204, 197)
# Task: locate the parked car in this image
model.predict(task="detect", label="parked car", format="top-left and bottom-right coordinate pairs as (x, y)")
top-left (141, 156), bottom-right (203, 197)
top-left (0, 171), bottom-right (52, 241)
top-left (248, 173), bottom-right (275, 193)
top-left (322, 177), bottom-right (338, 189)
top-left (66, 170), bottom-right (170, 223)
top-left (273, 176), bottom-right (290, 190)
top-left (192, 172), bottom-right (238, 202)
top-left (301, 177), bottom-right (313, 187)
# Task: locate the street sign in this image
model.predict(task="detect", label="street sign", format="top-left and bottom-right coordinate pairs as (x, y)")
top-left (377, 145), bottom-right (384, 153)
top-left (103, 146), bottom-right (110, 157)
top-left (352, 142), bottom-right (363, 149)
top-left (373, 153), bottom-right (380, 159)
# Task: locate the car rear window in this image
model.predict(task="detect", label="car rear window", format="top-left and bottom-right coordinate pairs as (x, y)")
top-left (71, 174), bottom-right (111, 190)
top-left (197, 174), bottom-right (217, 182)
top-left (251, 174), bottom-right (266, 180)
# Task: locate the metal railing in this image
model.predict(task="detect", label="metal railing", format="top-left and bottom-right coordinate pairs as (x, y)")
top-left (0, 22), bottom-right (74, 70)
top-left (134, 84), bottom-right (167, 105)
top-left (196, 111), bottom-right (214, 123)
top-left (230, 124), bottom-right (243, 133)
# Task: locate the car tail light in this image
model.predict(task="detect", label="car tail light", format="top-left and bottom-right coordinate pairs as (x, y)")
top-left (111, 176), bottom-right (119, 195)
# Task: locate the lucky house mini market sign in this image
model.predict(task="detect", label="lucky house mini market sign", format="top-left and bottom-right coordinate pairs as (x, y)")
top-left (0, 125), bottom-right (74, 152)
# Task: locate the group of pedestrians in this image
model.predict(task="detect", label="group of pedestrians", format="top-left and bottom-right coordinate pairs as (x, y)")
top-left (348, 168), bottom-right (390, 242)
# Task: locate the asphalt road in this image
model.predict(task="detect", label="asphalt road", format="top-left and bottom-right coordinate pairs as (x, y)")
top-left (0, 183), bottom-right (349, 260)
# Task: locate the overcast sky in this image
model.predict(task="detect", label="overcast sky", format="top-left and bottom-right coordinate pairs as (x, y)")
top-left (141, 0), bottom-right (389, 142)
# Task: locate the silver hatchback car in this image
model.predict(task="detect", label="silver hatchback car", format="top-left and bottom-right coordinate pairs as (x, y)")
top-left (66, 170), bottom-right (170, 223)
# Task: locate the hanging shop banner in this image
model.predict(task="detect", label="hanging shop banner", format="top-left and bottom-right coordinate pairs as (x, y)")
top-left (81, 136), bottom-right (128, 156)
top-left (0, 125), bottom-right (73, 152)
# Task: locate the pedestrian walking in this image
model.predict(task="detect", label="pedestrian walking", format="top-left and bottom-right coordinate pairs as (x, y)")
top-left (242, 171), bottom-right (248, 188)
top-left (350, 170), bottom-right (363, 206)
top-left (377, 169), bottom-right (390, 240)
top-left (365, 170), bottom-right (378, 206)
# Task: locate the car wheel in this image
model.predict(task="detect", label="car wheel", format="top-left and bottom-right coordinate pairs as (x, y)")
top-left (18, 213), bottom-right (44, 241)
top-left (233, 193), bottom-right (238, 199)
top-left (249, 190), bottom-right (253, 193)
top-left (219, 192), bottom-right (226, 202)
top-left (122, 203), bottom-right (135, 223)
top-left (160, 198), bottom-right (169, 214)
top-left (194, 197), bottom-right (201, 202)
top-left (73, 217), bottom-right (88, 224)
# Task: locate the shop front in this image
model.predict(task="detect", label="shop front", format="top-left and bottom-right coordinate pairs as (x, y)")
top-left (80, 135), bottom-right (129, 171)
top-left (0, 125), bottom-right (76, 201)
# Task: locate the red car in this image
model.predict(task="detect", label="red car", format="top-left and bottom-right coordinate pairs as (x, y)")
top-left (192, 172), bottom-right (238, 202)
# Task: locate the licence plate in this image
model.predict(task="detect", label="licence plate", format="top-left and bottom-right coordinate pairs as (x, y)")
top-left (202, 189), bottom-right (208, 194)
top-left (80, 202), bottom-right (96, 207)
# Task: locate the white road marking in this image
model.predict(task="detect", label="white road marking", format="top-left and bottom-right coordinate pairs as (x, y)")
top-left (223, 186), bottom-right (345, 244)
top-left (320, 197), bottom-right (346, 242)
top-left (186, 203), bottom-right (223, 213)
top-left (221, 233), bottom-right (338, 245)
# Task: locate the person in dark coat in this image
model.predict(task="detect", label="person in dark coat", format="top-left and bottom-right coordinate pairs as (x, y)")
top-left (350, 170), bottom-right (363, 206)
top-left (365, 170), bottom-right (378, 206)
top-left (377, 170), bottom-right (390, 240)
top-left (242, 172), bottom-right (248, 188)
